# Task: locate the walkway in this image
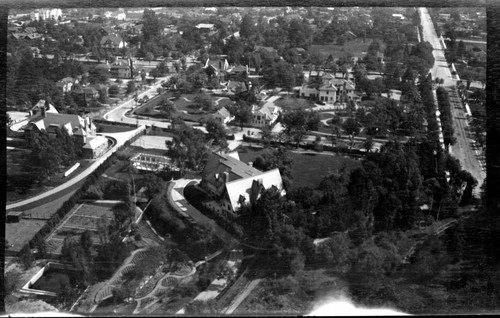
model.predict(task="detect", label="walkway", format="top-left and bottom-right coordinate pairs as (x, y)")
top-left (6, 127), bottom-right (146, 211)
top-left (133, 265), bottom-right (196, 314)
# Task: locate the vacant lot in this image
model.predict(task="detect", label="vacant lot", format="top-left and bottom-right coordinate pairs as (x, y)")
top-left (311, 38), bottom-right (385, 59)
top-left (237, 146), bottom-right (362, 189)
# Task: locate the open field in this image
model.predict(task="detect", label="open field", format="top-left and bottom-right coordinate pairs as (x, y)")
top-left (236, 146), bottom-right (362, 189)
top-left (5, 220), bottom-right (48, 253)
top-left (45, 202), bottom-right (117, 255)
top-left (288, 152), bottom-right (362, 189)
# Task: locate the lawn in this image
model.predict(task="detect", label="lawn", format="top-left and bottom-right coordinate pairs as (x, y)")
top-left (275, 96), bottom-right (315, 111)
top-left (96, 123), bottom-right (138, 133)
top-left (6, 149), bottom-right (93, 203)
top-left (236, 146), bottom-right (362, 189)
top-left (133, 92), bottom-right (231, 123)
top-left (288, 152), bottom-right (362, 189)
top-left (311, 38), bottom-right (385, 59)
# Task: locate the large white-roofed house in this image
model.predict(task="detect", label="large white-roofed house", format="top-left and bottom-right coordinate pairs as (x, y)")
top-left (200, 151), bottom-right (285, 215)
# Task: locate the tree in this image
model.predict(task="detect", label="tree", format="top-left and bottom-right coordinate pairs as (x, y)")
top-left (253, 147), bottom-right (293, 180)
top-left (205, 118), bottom-right (227, 147)
top-left (159, 99), bottom-right (175, 118)
top-left (146, 52), bottom-right (154, 65)
top-left (364, 136), bottom-right (374, 153)
top-left (108, 84), bottom-right (119, 96)
top-left (228, 100), bottom-right (253, 130)
top-left (142, 9), bottom-right (162, 42)
top-left (126, 81), bottom-right (136, 95)
top-left (281, 108), bottom-right (321, 148)
top-left (193, 93), bottom-right (215, 112)
top-left (343, 117), bottom-right (361, 136)
top-left (240, 14), bottom-right (256, 41)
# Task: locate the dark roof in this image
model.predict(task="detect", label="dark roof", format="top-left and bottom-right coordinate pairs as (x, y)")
top-left (100, 35), bottom-right (123, 46)
top-left (203, 152), bottom-right (262, 183)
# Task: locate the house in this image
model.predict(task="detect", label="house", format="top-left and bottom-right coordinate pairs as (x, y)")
top-left (299, 73), bottom-right (356, 103)
top-left (254, 46), bottom-right (277, 55)
top-left (226, 65), bottom-right (247, 80)
top-left (56, 77), bottom-right (78, 93)
top-left (110, 59), bottom-right (134, 78)
top-left (195, 23), bottom-right (215, 31)
top-left (204, 58), bottom-right (229, 77)
top-left (28, 99), bottom-right (59, 117)
top-left (222, 31), bottom-right (240, 45)
top-left (30, 46), bottom-right (41, 58)
top-left (212, 107), bottom-right (234, 125)
top-left (100, 35), bottom-right (126, 51)
top-left (71, 85), bottom-right (100, 106)
top-left (24, 107), bottom-right (108, 159)
top-left (200, 151), bottom-right (285, 214)
top-left (24, 110), bottom-right (97, 146)
top-left (251, 104), bottom-right (281, 127)
top-left (82, 135), bottom-right (108, 159)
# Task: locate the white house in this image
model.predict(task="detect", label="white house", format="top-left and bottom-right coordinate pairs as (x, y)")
top-left (251, 104), bottom-right (281, 127)
top-left (201, 151), bottom-right (285, 214)
top-left (212, 107), bottom-right (234, 125)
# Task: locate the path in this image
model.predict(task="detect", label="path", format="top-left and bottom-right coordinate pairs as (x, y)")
top-left (133, 265), bottom-right (196, 314)
top-left (222, 279), bottom-right (261, 314)
top-left (6, 127), bottom-right (145, 211)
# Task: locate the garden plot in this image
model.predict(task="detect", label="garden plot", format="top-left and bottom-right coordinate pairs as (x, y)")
top-left (45, 202), bottom-right (117, 255)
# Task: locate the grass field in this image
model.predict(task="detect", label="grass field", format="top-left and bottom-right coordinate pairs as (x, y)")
top-left (311, 38), bottom-right (385, 59)
top-left (236, 146), bottom-right (362, 189)
top-left (96, 123), bottom-right (137, 133)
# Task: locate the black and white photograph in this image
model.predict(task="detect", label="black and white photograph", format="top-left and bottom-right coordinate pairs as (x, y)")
top-left (2, 1), bottom-right (499, 316)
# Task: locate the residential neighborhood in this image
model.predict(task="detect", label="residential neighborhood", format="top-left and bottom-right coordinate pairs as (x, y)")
top-left (4, 6), bottom-right (497, 317)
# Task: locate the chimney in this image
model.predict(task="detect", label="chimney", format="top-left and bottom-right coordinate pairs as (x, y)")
top-left (248, 162), bottom-right (253, 167)
top-left (223, 171), bottom-right (229, 183)
top-left (40, 105), bottom-right (46, 117)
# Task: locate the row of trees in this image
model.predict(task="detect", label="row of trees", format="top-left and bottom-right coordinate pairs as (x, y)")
top-left (436, 87), bottom-right (456, 150)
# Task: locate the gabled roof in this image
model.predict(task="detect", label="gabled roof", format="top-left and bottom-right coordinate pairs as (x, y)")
top-left (83, 135), bottom-right (108, 149)
top-left (203, 152), bottom-right (262, 183)
top-left (31, 100), bottom-right (59, 114)
top-left (196, 23), bottom-right (215, 29)
top-left (100, 35), bottom-right (123, 46)
top-left (27, 113), bottom-right (92, 137)
top-left (225, 168), bottom-right (284, 212)
top-left (215, 107), bottom-right (231, 118)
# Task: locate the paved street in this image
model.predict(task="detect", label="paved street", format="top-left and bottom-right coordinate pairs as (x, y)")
top-left (6, 127), bottom-right (145, 211)
top-left (419, 8), bottom-right (485, 195)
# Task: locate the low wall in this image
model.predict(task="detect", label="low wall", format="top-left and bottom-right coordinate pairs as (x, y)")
top-left (20, 262), bottom-right (78, 297)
